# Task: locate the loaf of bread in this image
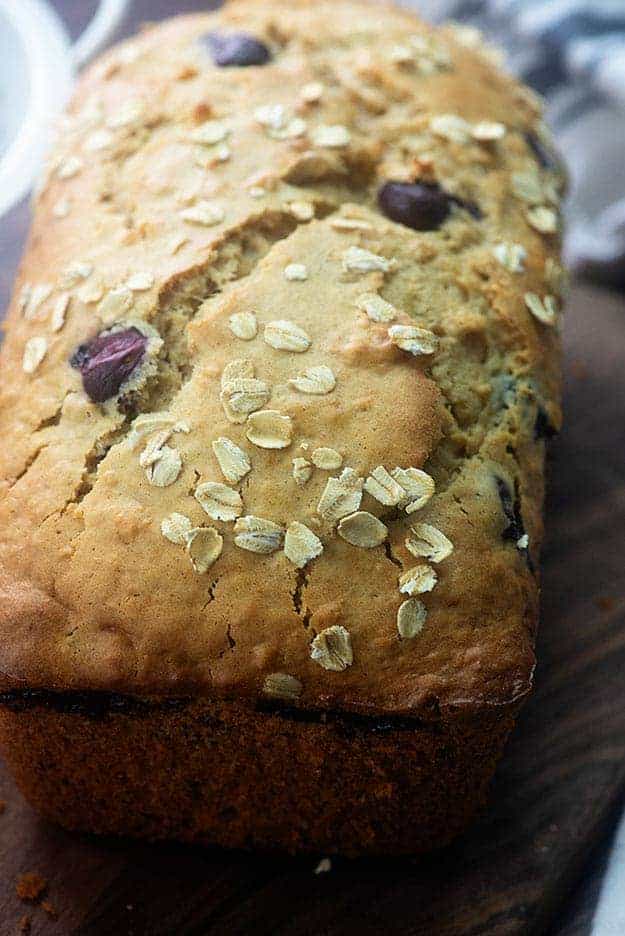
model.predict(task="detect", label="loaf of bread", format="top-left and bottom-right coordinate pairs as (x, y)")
top-left (0, 0), bottom-right (564, 855)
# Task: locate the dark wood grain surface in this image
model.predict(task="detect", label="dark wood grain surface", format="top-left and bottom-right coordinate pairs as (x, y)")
top-left (0, 2), bottom-right (624, 934)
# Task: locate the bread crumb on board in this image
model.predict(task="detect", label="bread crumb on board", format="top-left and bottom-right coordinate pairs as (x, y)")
top-left (42, 899), bottom-right (58, 919)
top-left (15, 871), bottom-right (47, 902)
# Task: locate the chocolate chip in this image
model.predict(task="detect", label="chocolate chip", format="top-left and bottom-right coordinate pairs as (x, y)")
top-left (71, 327), bottom-right (148, 403)
top-left (378, 181), bottom-right (450, 231)
top-left (524, 131), bottom-right (561, 174)
top-left (534, 406), bottom-right (558, 440)
top-left (496, 477), bottom-right (528, 549)
top-left (202, 31), bottom-right (271, 67)
top-left (377, 181), bottom-right (482, 231)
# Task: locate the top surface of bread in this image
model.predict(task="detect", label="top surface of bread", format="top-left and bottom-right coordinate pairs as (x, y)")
top-left (0, 0), bottom-right (564, 716)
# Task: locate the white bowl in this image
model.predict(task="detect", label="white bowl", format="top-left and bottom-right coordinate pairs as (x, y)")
top-left (0, 0), bottom-right (129, 219)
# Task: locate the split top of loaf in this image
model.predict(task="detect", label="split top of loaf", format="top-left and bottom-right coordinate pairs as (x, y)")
top-left (0, 0), bottom-right (564, 717)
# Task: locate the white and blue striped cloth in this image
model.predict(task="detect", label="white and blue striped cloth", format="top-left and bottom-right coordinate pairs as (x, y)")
top-left (410, 0), bottom-right (625, 283)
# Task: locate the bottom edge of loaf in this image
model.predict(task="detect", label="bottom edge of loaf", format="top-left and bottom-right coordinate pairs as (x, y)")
top-left (0, 692), bottom-right (518, 856)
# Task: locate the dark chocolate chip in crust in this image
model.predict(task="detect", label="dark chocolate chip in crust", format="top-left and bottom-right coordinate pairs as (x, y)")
top-left (377, 181), bottom-right (482, 231)
top-left (70, 327), bottom-right (148, 403)
top-left (378, 181), bottom-right (450, 231)
top-left (496, 477), bottom-right (534, 571)
top-left (202, 31), bottom-right (271, 67)
top-left (534, 406), bottom-right (558, 441)
top-left (524, 131), bottom-right (561, 175)
top-left (496, 477), bottom-right (526, 545)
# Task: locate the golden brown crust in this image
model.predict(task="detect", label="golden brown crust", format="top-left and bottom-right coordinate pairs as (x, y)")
top-left (0, 0), bottom-right (563, 720)
top-left (0, 694), bottom-right (517, 855)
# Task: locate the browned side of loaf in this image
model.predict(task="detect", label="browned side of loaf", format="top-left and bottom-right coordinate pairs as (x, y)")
top-left (0, 698), bottom-right (516, 856)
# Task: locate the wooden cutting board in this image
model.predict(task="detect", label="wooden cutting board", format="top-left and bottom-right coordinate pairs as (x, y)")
top-left (0, 277), bottom-right (624, 935)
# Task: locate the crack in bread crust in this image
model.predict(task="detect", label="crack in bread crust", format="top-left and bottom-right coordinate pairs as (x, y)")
top-left (0, 0), bottom-right (562, 723)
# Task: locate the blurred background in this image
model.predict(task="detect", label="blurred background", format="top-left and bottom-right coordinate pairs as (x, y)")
top-left (0, 3), bottom-right (624, 935)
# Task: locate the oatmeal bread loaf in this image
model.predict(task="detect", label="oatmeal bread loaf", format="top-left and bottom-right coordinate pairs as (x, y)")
top-left (0, 0), bottom-right (564, 855)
